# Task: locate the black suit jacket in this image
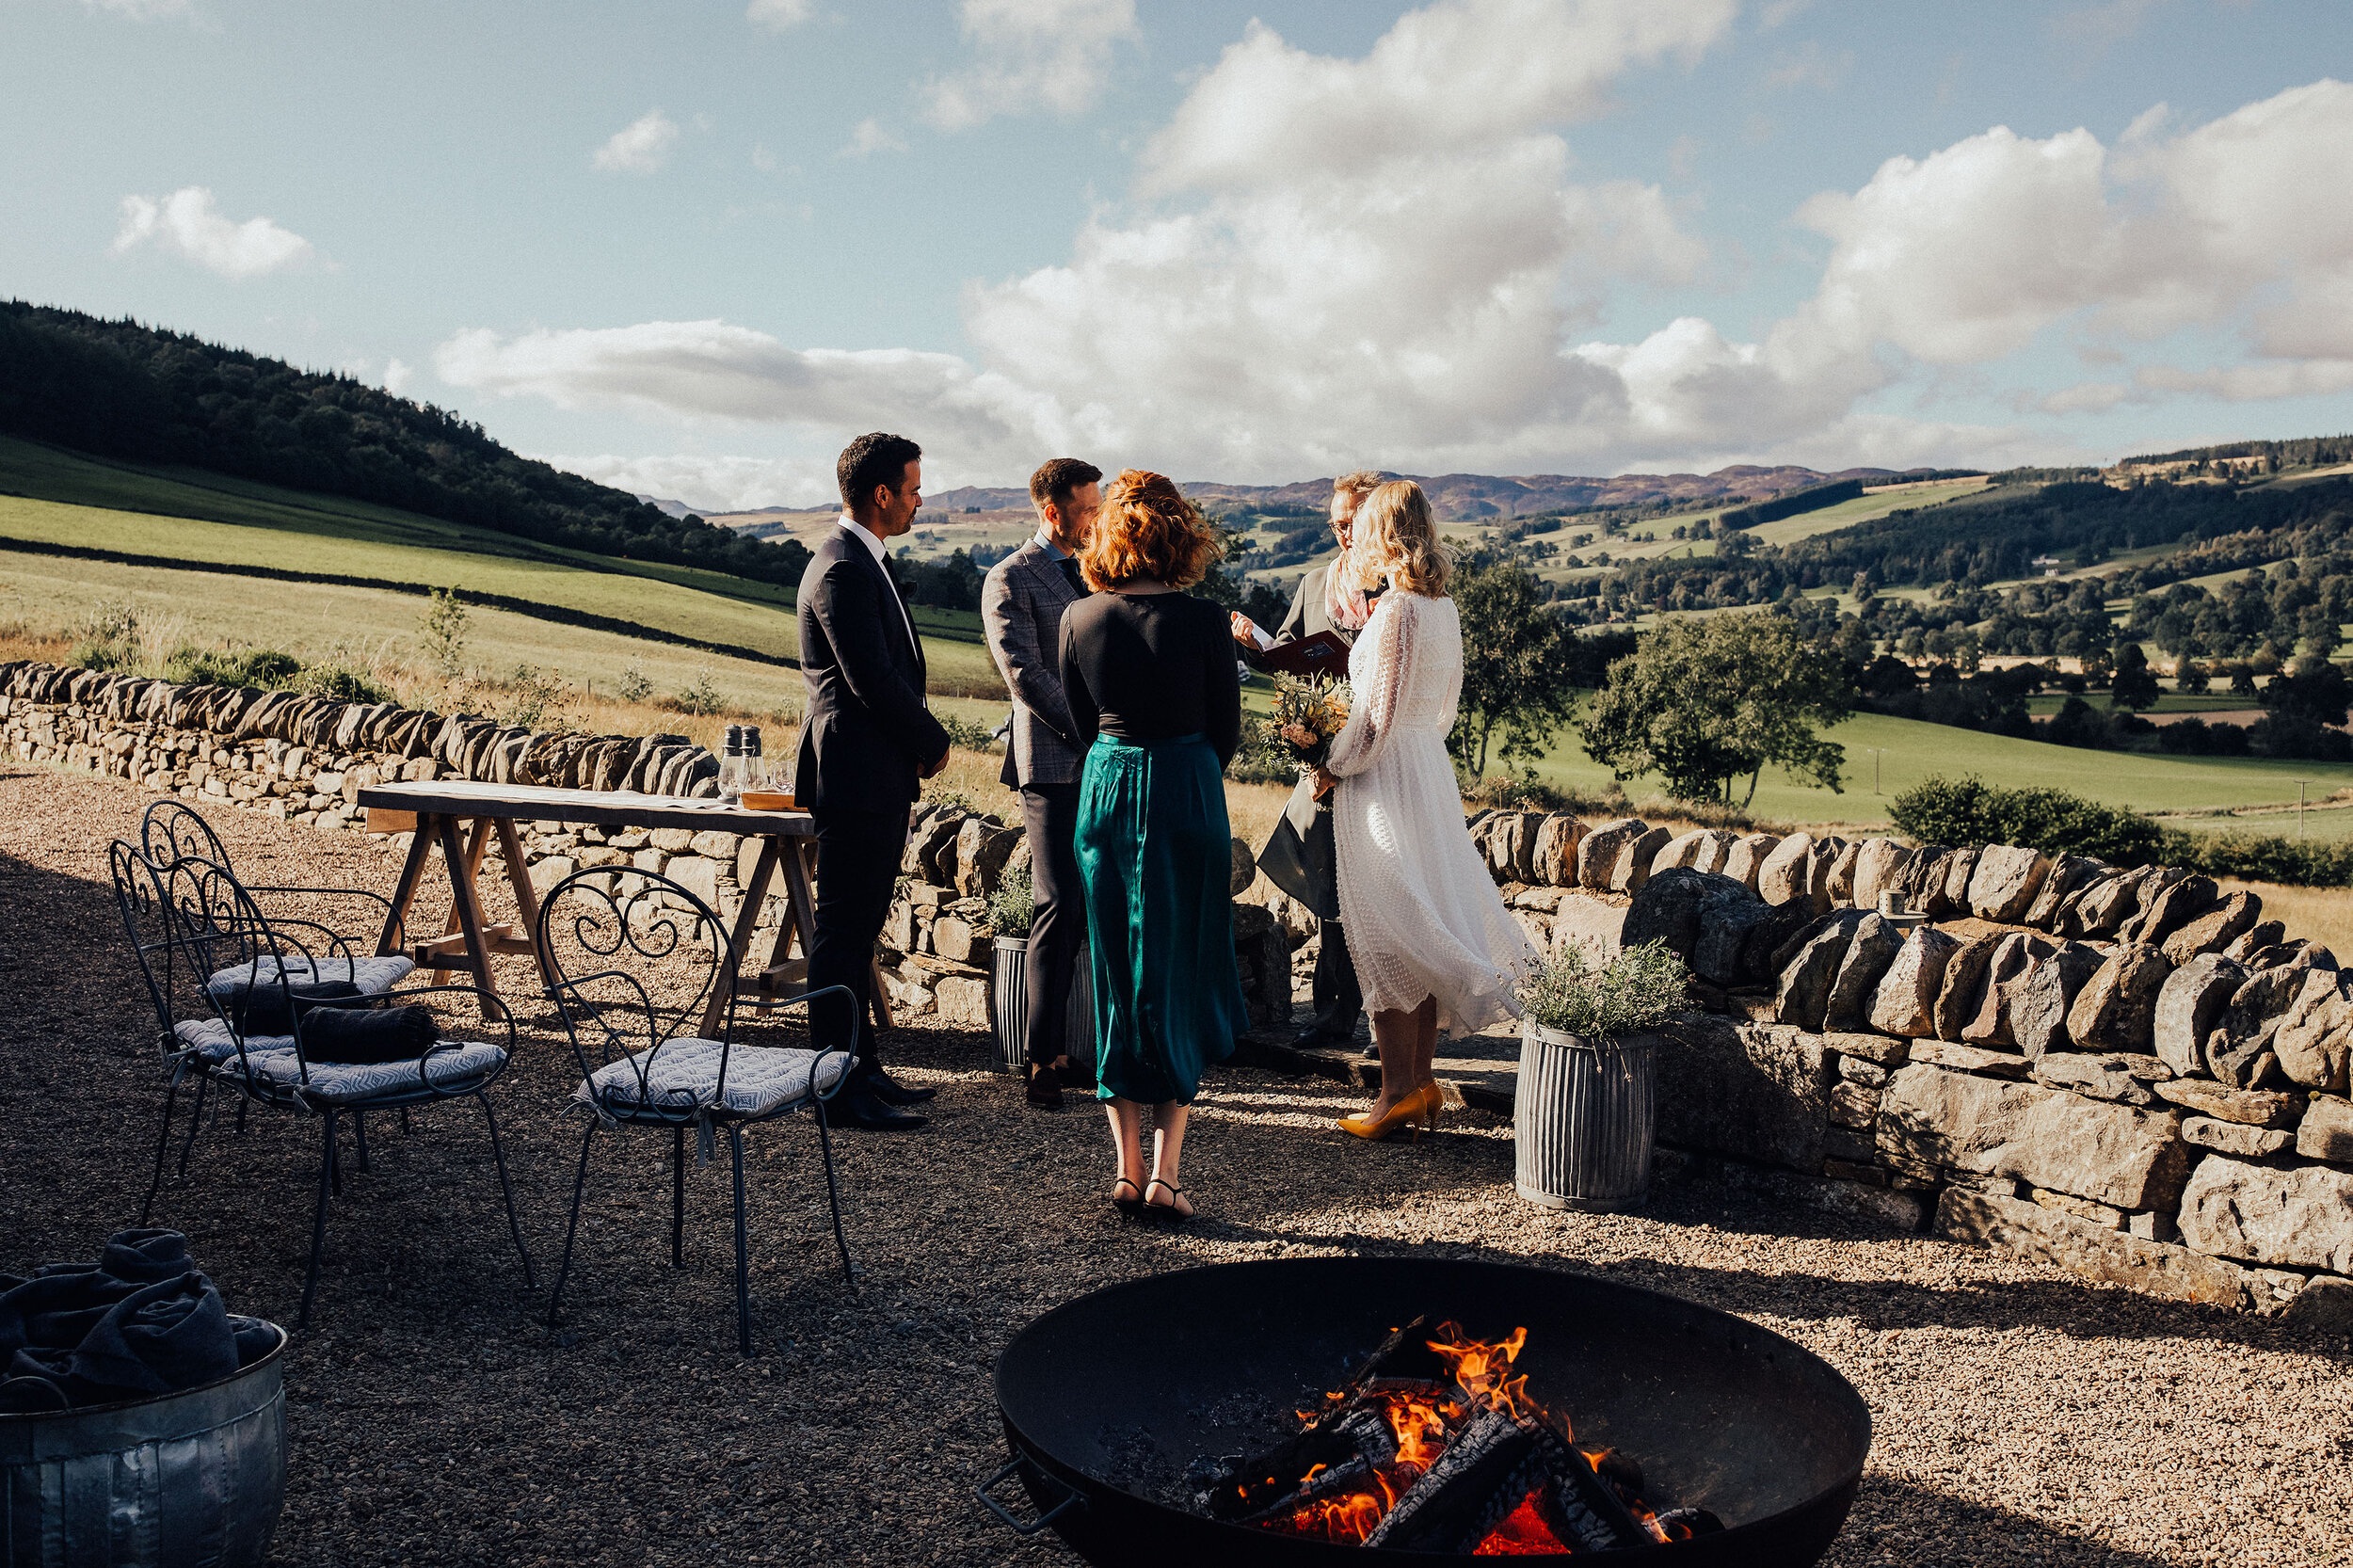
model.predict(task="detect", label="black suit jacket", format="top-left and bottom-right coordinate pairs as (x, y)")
top-left (794, 528), bottom-right (952, 813)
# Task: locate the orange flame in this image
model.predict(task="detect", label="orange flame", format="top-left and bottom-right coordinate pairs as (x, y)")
top-left (1427, 1321), bottom-right (1535, 1421)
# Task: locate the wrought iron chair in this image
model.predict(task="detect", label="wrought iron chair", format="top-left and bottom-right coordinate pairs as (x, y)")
top-left (110, 843), bottom-right (535, 1326)
top-left (112, 805), bottom-right (419, 1224)
top-left (140, 799), bottom-right (415, 995)
top-left (536, 866), bottom-right (858, 1352)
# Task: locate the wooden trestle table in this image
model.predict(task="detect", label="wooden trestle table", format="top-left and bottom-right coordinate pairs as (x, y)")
top-left (353, 778), bottom-right (880, 1039)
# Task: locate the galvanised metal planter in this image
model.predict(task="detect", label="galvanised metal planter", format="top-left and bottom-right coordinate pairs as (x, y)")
top-left (1, 1321), bottom-right (289, 1568)
top-left (1513, 1023), bottom-right (1657, 1211)
top-left (990, 934), bottom-right (1029, 1075)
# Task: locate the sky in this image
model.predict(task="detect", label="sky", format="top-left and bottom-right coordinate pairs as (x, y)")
top-left (6, 0), bottom-right (2353, 510)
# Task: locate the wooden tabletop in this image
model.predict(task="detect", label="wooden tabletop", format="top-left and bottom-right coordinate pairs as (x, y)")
top-left (356, 778), bottom-right (817, 836)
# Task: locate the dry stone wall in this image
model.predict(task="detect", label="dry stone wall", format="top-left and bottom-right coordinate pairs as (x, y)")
top-left (1460, 805), bottom-right (2353, 1328)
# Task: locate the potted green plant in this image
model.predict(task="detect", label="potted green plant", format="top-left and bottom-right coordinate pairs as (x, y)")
top-left (985, 862), bottom-right (1035, 1076)
top-left (1513, 939), bottom-right (1690, 1211)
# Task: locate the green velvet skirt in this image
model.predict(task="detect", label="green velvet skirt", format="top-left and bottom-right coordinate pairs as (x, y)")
top-left (1075, 732), bottom-right (1249, 1104)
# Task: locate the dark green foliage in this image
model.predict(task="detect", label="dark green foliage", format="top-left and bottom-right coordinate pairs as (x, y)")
top-left (1450, 552), bottom-right (1581, 775)
top-left (2110, 643), bottom-right (2159, 710)
top-left (1717, 478), bottom-right (1863, 531)
top-left (0, 300), bottom-right (811, 588)
top-left (2165, 829), bottom-right (2353, 888)
top-left (898, 548), bottom-right (984, 611)
top-left (1888, 776), bottom-right (2167, 865)
top-left (2119, 434), bottom-right (2353, 468)
top-left (164, 647), bottom-right (301, 688)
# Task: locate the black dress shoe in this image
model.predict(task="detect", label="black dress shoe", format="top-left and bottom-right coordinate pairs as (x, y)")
top-left (831, 1086), bottom-right (927, 1131)
top-left (1025, 1064), bottom-right (1064, 1111)
top-left (1290, 1026), bottom-right (1354, 1050)
top-left (862, 1068), bottom-right (936, 1106)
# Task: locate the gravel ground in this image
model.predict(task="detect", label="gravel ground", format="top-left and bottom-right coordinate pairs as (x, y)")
top-left (4, 763), bottom-right (2348, 1568)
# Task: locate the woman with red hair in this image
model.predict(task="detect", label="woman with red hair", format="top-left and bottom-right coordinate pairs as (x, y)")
top-left (1057, 470), bottom-right (1251, 1223)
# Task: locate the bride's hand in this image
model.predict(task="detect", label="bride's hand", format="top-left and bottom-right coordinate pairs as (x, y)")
top-left (1229, 611), bottom-right (1259, 648)
top-left (1311, 767), bottom-right (1338, 799)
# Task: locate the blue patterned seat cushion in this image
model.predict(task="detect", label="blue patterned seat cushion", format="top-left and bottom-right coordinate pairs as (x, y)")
top-left (205, 953), bottom-right (415, 1000)
top-left (574, 1037), bottom-right (853, 1120)
top-left (228, 1042), bottom-right (508, 1105)
top-left (172, 1017), bottom-right (295, 1063)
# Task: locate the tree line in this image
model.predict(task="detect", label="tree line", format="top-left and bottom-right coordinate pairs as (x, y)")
top-left (0, 301), bottom-right (811, 589)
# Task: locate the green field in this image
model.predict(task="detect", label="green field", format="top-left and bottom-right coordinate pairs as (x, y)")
top-left (0, 436), bottom-right (1004, 696)
top-left (0, 547), bottom-right (1013, 741)
top-left (1506, 706), bottom-right (2353, 829)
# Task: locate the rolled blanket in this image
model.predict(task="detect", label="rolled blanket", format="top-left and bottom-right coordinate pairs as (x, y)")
top-left (219, 978), bottom-right (362, 1034)
top-left (0, 1230), bottom-right (264, 1413)
top-left (300, 1003), bottom-right (440, 1064)
top-left (7, 1271), bottom-right (238, 1406)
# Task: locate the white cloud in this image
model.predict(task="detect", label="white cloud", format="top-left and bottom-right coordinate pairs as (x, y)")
top-left (434, 4), bottom-right (2353, 484)
top-left (922, 0), bottom-right (1138, 131)
top-left (81, 0), bottom-right (193, 18)
top-left (382, 358), bottom-right (414, 396)
top-left (110, 187), bottom-right (314, 279)
top-left (744, 0), bottom-right (813, 31)
top-left (592, 110), bottom-right (680, 174)
top-left (432, 320), bottom-right (1068, 477)
top-left (544, 453), bottom-right (839, 513)
top-left (838, 118), bottom-right (904, 157)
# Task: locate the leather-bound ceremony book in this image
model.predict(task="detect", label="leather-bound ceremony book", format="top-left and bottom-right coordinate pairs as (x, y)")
top-left (1253, 628), bottom-right (1353, 678)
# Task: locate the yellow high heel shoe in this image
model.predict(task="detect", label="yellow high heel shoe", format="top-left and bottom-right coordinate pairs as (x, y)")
top-left (1337, 1081), bottom-right (1445, 1141)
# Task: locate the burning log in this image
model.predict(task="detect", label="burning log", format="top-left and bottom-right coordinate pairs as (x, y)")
top-left (1361, 1408), bottom-right (1551, 1553)
top-left (1190, 1318), bottom-right (1703, 1554)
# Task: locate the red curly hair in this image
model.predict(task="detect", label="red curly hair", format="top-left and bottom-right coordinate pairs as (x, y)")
top-left (1078, 470), bottom-right (1222, 591)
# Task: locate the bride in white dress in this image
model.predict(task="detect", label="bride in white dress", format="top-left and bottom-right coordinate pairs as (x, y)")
top-left (1312, 480), bottom-right (1537, 1140)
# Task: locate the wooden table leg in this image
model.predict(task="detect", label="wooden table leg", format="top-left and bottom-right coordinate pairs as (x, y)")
top-left (376, 815), bottom-right (436, 957)
top-left (432, 815), bottom-right (500, 1016)
top-left (432, 820), bottom-right (491, 987)
top-left (700, 838), bottom-right (780, 1039)
top-left (491, 816), bottom-right (557, 989)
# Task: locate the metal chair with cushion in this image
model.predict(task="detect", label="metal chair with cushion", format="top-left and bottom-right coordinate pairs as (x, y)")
top-left (110, 842), bottom-right (535, 1326)
top-left (536, 866), bottom-right (858, 1352)
top-left (141, 798), bottom-right (414, 979)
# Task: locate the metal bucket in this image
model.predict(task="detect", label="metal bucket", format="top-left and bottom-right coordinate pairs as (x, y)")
top-left (1, 1322), bottom-right (289, 1568)
top-left (990, 936), bottom-right (1029, 1074)
top-left (1513, 1024), bottom-right (1657, 1211)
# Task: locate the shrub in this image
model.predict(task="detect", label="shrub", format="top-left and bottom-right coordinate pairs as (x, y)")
top-left (939, 712), bottom-right (999, 751)
top-left (502, 664), bottom-right (574, 730)
top-left (664, 669), bottom-right (724, 717)
top-left (295, 661), bottom-right (391, 704)
top-left (1518, 940), bottom-right (1689, 1039)
top-left (1888, 775), bottom-right (2167, 865)
top-left (2161, 829), bottom-right (2353, 888)
top-left (419, 586), bottom-right (468, 676)
top-left (987, 861), bottom-right (1034, 936)
top-left (616, 664), bottom-right (653, 703)
top-left (163, 646), bottom-right (303, 689)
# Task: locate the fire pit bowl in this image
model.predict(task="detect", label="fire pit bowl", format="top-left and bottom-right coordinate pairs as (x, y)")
top-left (982, 1257), bottom-right (1869, 1566)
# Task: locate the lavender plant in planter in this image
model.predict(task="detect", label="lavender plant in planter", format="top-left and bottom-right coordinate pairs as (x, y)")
top-left (1513, 940), bottom-right (1690, 1211)
top-left (986, 863), bottom-right (1034, 1076)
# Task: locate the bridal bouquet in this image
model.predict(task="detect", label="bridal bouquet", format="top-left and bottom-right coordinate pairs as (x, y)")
top-left (1270, 674), bottom-right (1353, 777)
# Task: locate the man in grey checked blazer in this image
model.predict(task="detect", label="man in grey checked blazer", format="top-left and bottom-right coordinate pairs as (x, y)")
top-left (981, 457), bottom-right (1102, 1110)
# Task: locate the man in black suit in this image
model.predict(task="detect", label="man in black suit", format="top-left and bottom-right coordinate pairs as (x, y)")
top-left (1230, 470), bottom-right (1384, 1052)
top-left (795, 432), bottom-right (952, 1131)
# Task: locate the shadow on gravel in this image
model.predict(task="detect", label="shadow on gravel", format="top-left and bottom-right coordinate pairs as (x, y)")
top-left (1838, 1475), bottom-right (2192, 1568)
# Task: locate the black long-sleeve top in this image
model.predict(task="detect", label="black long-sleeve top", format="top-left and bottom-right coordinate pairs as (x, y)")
top-left (1057, 591), bottom-right (1242, 766)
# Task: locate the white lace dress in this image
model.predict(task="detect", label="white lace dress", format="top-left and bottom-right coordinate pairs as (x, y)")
top-left (1326, 591), bottom-right (1536, 1034)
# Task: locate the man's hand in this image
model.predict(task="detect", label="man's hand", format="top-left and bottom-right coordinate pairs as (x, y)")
top-left (1311, 767), bottom-right (1338, 800)
top-left (920, 746), bottom-right (952, 780)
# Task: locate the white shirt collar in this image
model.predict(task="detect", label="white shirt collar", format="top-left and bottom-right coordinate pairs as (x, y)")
top-left (838, 514), bottom-right (889, 565)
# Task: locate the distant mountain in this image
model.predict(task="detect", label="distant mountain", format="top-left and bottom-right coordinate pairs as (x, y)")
top-left (0, 300), bottom-right (809, 588)
top-left (916, 466), bottom-right (1913, 524)
top-left (633, 493), bottom-right (701, 520)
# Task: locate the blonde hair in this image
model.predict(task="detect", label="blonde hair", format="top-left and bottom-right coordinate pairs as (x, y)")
top-left (1343, 480), bottom-right (1449, 598)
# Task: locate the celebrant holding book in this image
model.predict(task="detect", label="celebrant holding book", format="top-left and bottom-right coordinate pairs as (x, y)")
top-left (1230, 470), bottom-right (1385, 1052)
